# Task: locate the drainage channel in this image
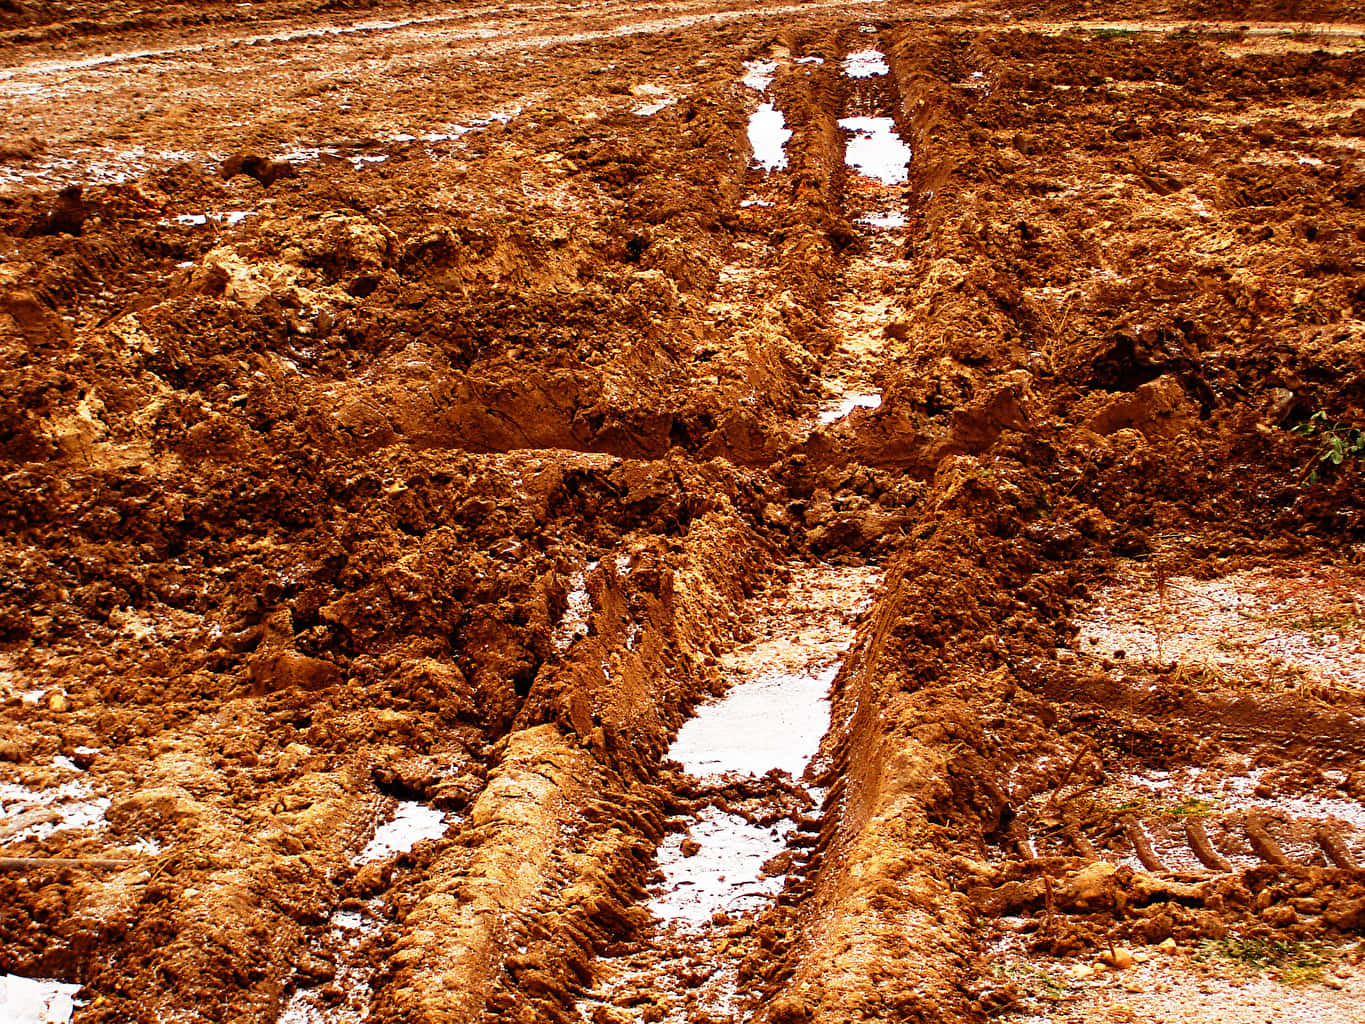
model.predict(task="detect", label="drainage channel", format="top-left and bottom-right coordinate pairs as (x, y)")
top-left (577, 563), bottom-right (878, 1023)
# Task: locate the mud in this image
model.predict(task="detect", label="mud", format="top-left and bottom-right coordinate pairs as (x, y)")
top-left (1, 1), bottom-right (1364, 1023)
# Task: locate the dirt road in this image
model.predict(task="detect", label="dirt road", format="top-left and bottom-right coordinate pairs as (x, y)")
top-left (1, 0), bottom-right (1364, 1021)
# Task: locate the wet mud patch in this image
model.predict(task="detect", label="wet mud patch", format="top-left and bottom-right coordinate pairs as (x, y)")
top-left (1071, 560), bottom-right (1365, 691)
top-left (579, 563), bottom-right (878, 1023)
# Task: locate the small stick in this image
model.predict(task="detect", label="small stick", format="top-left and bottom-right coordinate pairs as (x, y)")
top-left (1120, 814), bottom-right (1167, 873)
top-left (0, 856), bottom-right (139, 871)
top-left (1183, 819), bottom-right (1233, 873)
top-left (1154, 559), bottom-right (1168, 664)
top-left (1006, 819), bottom-right (1037, 861)
top-left (1045, 744), bottom-right (1092, 812)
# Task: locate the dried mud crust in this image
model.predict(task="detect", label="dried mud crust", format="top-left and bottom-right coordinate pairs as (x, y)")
top-left (0, 3), bottom-right (1364, 1024)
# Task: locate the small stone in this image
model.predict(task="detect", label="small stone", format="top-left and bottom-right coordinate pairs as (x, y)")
top-left (680, 838), bottom-right (701, 857)
top-left (1100, 948), bottom-right (1135, 970)
top-left (46, 691), bottom-right (70, 713)
top-left (1157, 937), bottom-right (1178, 955)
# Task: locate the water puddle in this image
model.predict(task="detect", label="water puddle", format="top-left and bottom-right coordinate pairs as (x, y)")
top-left (1070, 562), bottom-right (1365, 689)
top-left (741, 59), bottom-right (779, 92)
top-left (276, 905), bottom-right (384, 1024)
top-left (856, 211), bottom-right (906, 229)
top-left (0, 975), bottom-right (82, 1024)
top-left (353, 800), bottom-right (451, 864)
top-left (747, 103), bottom-right (791, 172)
top-left (0, 772), bottom-right (109, 842)
top-left (838, 116), bottom-right (911, 185)
top-left (818, 392), bottom-right (882, 425)
top-left (842, 48), bottom-right (889, 78)
top-left (654, 566), bottom-right (877, 927)
top-left (670, 665), bottom-right (839, 780)
top-left (172, 211), bottom-right (255, 228)
top-left (647, 807), bottom-right (795, 926)
top-left (634, 99), bottom-right (674, 116)
top-left (737, 60), bottom-right (780, 93)
top-left (551, 561), bottom-right (596, 654)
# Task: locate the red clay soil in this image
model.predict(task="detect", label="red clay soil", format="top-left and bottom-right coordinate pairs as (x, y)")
top-left (1, 1), bottom-right (1363, 1022)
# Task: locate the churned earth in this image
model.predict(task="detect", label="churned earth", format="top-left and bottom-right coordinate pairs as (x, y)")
top-left (1, 1), bottom-right (1363, 1022)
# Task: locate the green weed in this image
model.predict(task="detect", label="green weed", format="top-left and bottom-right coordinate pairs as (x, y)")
top-left (989, 960), bottom-right (1071, 1000)
top-left (1197, 935), bottom-right (1332, 986)
top-left (1293, 411), bottom-right (1365, 485)
top-left (1165, 796), bottom-right (1219, 818)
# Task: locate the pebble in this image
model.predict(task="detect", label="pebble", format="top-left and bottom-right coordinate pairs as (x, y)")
top-left (1100, 948), bottom-right (1136, 970)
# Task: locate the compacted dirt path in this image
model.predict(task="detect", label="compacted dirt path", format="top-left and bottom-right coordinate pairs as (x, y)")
top-left (2, 1), bottom-right (1365, 1023)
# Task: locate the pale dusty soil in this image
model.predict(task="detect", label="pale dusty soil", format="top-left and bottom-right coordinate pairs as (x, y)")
top-left (993, 942), bottom-right (1365, 1024)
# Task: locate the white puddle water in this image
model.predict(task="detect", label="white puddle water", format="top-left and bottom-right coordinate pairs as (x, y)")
top-left (0, 975), bottom-right (82, 1024)
top-left (842, 48), bottom-right (890, 78)
top-left (648, 807), bottom-right (795, 926)
top-left (741, 59), bottom-right (778, 92)
top-left (276, 905), bottom-right (385, 1024)
top-left (670, 664), bottom-right (839, 781)
top-left (582, 566), bottom-right (877, 1019)
top-left (838, 116), bottom-right (911, 185)
top-left (818, 392), bottom-right (882, 425)
top-left (0, 777), bottom-right (109, 842)
top-left (172, 211), bottom-right (255, 228)
top-left (552, 565), bottom-right (593, 654)
top-left (353, 801), bottom-right (450, 864)
top-left (653, 654), bottom-right (845, 931)
top-left (857, 211), bottom-right (906, 229)
top-left (747, 103), bottom-right (791, 172)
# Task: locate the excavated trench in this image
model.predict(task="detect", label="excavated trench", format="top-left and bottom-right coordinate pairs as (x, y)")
top-left (2, 3), bottom-right (1365, 1024)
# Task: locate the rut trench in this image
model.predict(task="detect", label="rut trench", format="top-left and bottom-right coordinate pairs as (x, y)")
top-left (557, 30), bottom-right (918, 1023)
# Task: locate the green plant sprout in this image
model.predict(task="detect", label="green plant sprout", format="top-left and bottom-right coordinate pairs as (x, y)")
top-left (1292, 411), bottom-right (1365, 485)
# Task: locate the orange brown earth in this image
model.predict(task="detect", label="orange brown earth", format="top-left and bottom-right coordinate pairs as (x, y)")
top-left (1, 0), bottom-right (1364, 1022)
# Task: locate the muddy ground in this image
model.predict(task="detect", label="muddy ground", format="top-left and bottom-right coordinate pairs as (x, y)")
top-left (1, 0), bottom-right (1364, 1022)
